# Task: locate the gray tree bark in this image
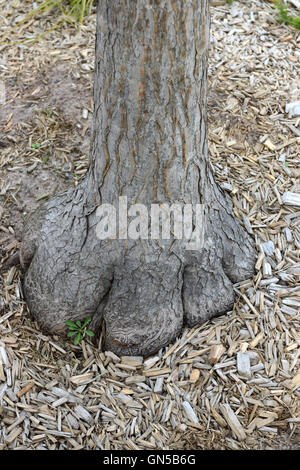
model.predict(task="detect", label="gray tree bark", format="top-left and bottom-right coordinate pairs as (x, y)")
top-left (20, 0), bottom-right (256, 357)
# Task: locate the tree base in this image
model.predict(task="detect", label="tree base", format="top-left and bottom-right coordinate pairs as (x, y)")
top-left (21, 178), bottom-right (256, 357)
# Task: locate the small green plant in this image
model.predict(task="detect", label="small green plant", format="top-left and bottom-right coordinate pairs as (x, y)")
top-left (65, 316), bottom-right (95, 345)
top-left (31, 142), bottom-right (41, 149)
top-left (275, 1), bottom-right (300, 29)
top-left (46, 108), bottom-right (54, 118)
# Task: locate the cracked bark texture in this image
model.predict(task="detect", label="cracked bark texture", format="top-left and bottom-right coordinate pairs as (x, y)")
top-left (21, 0), bottom-right (256, 357)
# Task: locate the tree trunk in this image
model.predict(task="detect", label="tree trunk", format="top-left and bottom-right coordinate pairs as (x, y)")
top-left (20, 0), bottom-right (256, 357)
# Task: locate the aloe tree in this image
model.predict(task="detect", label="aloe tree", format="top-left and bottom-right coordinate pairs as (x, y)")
top-left (20, 0), bottom-right (255, 356)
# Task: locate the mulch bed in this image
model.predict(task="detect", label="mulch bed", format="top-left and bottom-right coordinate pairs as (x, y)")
top-left (0, 0), bottom-right (299, 450)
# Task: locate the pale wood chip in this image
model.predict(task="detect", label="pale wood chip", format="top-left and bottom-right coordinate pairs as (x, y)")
top-left (16, 382), bottom-right (35, 398)
top-left (219, 404), bottom-right (247, 441)
top-left (121, 356), bottom-right (143, 367)
top-left (70, 373), bottom-right (94, 385)
top-left (208, 344), bottom-right (225, 364)
top-left (182, 401), bottom-right (199, 424)
top-left (143, 368), bottom-right (171, 377)
top-left (5, 426), bottom-right (22, 444)
top-left (237, 352), bottom-right (252, 380)
top-left (189, 369), bottom-right (200, 383)
top-left (125, 375), bottom-right (146, 385)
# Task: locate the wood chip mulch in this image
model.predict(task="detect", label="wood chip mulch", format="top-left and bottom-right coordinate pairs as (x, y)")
top-left (0, 0), bottom-right (299, 450)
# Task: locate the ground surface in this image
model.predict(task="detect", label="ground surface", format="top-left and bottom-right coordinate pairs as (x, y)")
top-left (0, 0), bottom-right (299, 450)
